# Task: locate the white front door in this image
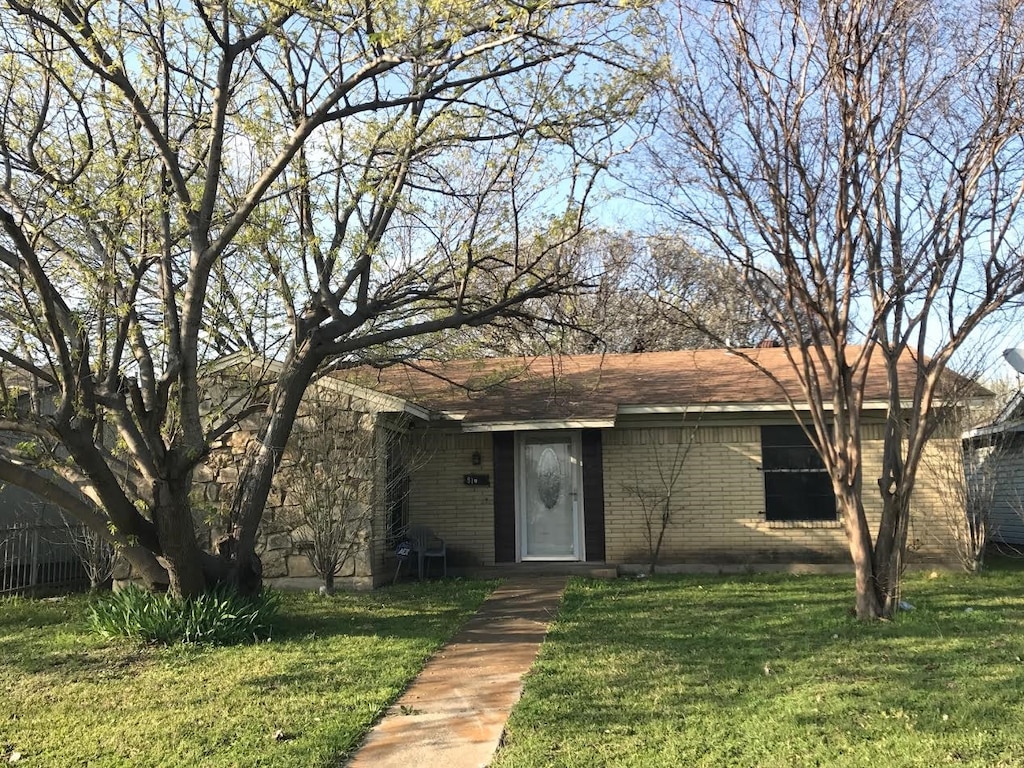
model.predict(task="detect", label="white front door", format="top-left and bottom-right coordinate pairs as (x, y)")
top-left (518, 432), bottom-right (583, 561)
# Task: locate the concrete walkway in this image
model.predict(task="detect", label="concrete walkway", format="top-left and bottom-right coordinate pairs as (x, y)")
top-left (346, 576), bottom-right (567, 768)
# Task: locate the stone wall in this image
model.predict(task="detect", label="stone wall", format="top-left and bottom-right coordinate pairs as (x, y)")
top-left (188, 379), bottom-right (392, 591)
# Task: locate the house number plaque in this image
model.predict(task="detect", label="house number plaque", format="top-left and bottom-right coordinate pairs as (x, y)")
top-left (464, 474), bottom-right (490, 486)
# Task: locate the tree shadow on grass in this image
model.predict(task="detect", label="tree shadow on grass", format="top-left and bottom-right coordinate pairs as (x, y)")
top-left (0, 581), bottom-right (494, 679)
top-left (269, 580), bottom-right (495, 643)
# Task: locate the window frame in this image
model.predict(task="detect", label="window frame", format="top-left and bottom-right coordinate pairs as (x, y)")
top-left (760, 425), bottom-right (837, 523)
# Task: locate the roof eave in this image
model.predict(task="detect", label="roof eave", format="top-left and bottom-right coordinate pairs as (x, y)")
top-left (314, 378), bottom-right (434, 421)
top-left (618, 400), bottom-right (897, 415)
top-left (963, 420), bottom-right (1024, 439)
top-left (460, 418), bottom-right (617, 433)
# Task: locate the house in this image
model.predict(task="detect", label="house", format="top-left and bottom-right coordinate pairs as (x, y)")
top-left (301, 347), bottom-right (977, 586)
top-left (0, 348), bottom-right (983, 592)
top-left (0, 372), bottom-right (70, 531)
top-left (963, 392), bottom-right (1024, 546)
top-left (0, 375), bottom-right (91, 595)
top-left (0, 372), bottom-right (59, 527)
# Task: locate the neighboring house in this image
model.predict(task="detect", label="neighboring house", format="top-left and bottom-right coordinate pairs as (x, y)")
top-left (0, 377), bottom-right (88, 594)
top-left (0, 484), bottom-right (63, 526)
top-left (0, 373), bottom-right (59, 527)
top-left (321, 347), bottom-right (977, 585)
top-left (963, 392), bottom-right (1024, 546)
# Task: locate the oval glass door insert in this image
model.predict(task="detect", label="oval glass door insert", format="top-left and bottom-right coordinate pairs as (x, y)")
top-left (536, 446), bottom-right (562, 509)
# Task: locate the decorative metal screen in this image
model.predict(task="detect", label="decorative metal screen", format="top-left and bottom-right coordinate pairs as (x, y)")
top-left (522, 438), bottom-right (576, 557)
top-left (385, 430), bottom-right (410, 546)
top-left (760, 425), bottom-right (837, 522)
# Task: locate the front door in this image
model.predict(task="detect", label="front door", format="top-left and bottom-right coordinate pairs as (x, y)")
top-left (518, 432), bottom-right (583, 560)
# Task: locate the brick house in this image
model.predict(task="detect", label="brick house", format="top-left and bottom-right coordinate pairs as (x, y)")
top-left (2, 348), bottom-right (976, 591)
top-left (321, 347), bottom-right (976, 585)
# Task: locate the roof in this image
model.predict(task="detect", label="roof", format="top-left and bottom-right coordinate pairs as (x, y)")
top-left (963, 389), bottom-right (1024, 440)
top-left (338, 347), bottom-right (989, 430)
top-left (0, 364), bottom-right (52, 398)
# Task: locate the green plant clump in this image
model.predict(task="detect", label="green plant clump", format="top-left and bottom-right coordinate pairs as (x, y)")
top-left (88, 584), bottom-right (280, 645)
top-left (2, 582), bottom-right (493, 766)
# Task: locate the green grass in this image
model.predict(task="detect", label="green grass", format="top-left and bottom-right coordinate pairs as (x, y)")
top-left (1, 581), bottom-right (493, 767)
top-left (492, 569), bottom-right (1024, 768)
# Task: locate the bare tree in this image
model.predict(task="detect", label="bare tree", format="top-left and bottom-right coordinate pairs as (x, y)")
top-left (923, 382), bottom-right (1013, 573)
top-left (437, 230), bottom-right (775, 356)
top-left (564, 235), bottom-right (773, 352)
top-left (653, 0), bottom-right (1024, 617)
top-left (290, 433), bottom-right (370, 594)
top-left (287, 391), bottom-right (431, 594)
top-left (0, 1), bottom-right (655, 596)
top-left (937, 440), bottom-right (999, 573)
top-left (621, 419), bottom-right (702, 574)
top-left (60, 514), bottom-right (117, 591)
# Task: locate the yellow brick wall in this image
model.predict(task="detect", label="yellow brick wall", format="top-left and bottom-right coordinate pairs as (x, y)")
top-left (406, 431), bottom-right (496, 566)
top-left (905, 436), bottom-right (964, 560)
top-left (603, 420), bottom-right (961, 565)
top-left (400, 421), bottom-right (963, 567)
top-left (602, 424), bottom-right (794, 562)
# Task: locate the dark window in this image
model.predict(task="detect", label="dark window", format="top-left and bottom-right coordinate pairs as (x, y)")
top-left (761, 425), bottom-right (836, 522)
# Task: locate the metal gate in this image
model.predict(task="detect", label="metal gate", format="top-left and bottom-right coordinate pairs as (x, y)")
top-left (0, 523), bottom-right (89, 596)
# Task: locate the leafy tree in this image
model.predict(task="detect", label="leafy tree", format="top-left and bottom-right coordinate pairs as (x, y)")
top-left (0, 0), bottom-right (653, 596)
top-left (653, 0), bottom-right (1024, 617)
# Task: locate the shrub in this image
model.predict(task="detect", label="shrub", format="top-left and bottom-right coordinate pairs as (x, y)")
top-left (89, 584), bottom-right (280, 645)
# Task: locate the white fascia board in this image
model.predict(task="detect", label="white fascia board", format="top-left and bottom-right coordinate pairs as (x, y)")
top-left (436, 411), bottom-right (466, 422)
top-left (993, 390), bottom-right (1024, 424)
top-left (619, 403), bottom-right (795, 415)
top-left (617, 400), bottom-right (932, 416)
top-left (963, 420), bottom-right (1024, 439)
top-left (461, 418), bottom-right (616, 433)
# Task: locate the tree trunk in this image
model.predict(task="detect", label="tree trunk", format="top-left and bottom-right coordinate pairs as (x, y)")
top-left (873, 406), bottom-right (911, 619)
top-left (873, 488), bottom-right (911, 617)
top-left (228, 348), bottom-right (320, 593)
top-left (151, 477), bottom-right (206, 598)
top-left (836, 486), bottom-right (882, 620)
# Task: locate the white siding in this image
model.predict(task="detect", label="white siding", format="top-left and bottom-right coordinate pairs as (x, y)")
top-left (980, 436), bottom-right (1024, 545)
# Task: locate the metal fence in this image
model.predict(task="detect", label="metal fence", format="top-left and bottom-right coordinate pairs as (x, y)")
top-left (0, 522), bottom-right (89, 596)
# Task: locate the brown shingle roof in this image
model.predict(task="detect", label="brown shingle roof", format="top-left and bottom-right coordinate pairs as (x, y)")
top-left (338, 347), bottom-right (986, 425)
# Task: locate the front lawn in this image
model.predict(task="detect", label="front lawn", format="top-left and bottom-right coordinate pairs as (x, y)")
top-left (1, 581), bottom-right (493, 767)
top-left (492, 569), bottom-right (1024, 768)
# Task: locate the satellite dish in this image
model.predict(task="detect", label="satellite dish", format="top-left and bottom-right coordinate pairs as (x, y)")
top-left (1004, 348), bottom-right (1024, 374)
